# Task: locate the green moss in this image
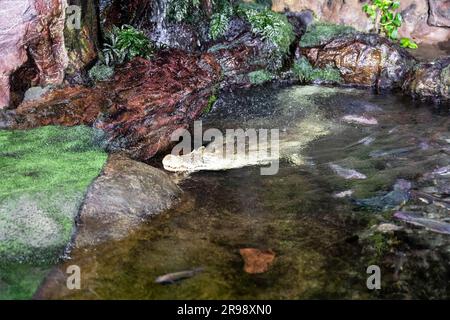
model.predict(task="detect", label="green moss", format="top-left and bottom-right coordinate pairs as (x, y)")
top-left (292, 57), bottom-right (343, 83)
top-left (248, 69), bottom-right (274, 85)
top-left (0, 125), bottom-right (107, 299)
top-left (300, 22), bottom-right (356, 48)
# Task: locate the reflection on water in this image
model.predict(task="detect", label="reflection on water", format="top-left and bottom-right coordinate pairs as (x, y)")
top-left (36, 86), bottom-right (450, 299)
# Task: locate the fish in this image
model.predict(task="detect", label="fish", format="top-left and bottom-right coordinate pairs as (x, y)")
top-left (333, 190), bottom-right (354, 198)
top-left (342, 115), bottom-right (378, 126)
top-left (369, 146), bottom-right (416, 158)
top-left (345, 136), bottom-right (376, 149)
top-left (329, 164), bottom-right (367, 180)
top-left (432, 165), bottom-right (450, 177)
top-left (155, 267), bottom-right (204, 284)
top-left (394, 212), bottom-right (450, 235)
top-left (410, 190), bottom-right (450, 209)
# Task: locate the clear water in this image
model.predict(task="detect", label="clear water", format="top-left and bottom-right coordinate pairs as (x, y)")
top-left (35, 85), bottom-right (450, 299)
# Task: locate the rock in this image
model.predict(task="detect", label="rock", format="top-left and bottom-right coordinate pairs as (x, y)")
top-left (208, 18), bottom-right (284, 88)
top-left (74, 153), bottom-right (182, 248)
top-left (22, 86), bottom-right (51, 103)
top-left (64, 0), bottom-right (100, 83)
top-left (355, 179), bottom-right (412, 211)
top-left (5, 50), bottom-right (222, 161)
top-left (239, 248), bottom-right (276, 274)
top-left (0, 126), bottom-right (107, 263)
top-left (403, 57), bottom-right (450, 102)
top-left (428, 0), bottom-right (450, 27)
top-left (301, 33), bottom-right (417, 89)
top-left (0, 0), bottom-right (68, 109)
top-left (272, 0), bottom-right (450, 45)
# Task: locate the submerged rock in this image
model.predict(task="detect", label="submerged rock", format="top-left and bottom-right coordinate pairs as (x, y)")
top-left (300, 33), bottom-right (416, 89)
top-left (355, 179), bottom-right (412, 211)
top-left (74, 153), bottom-right (182, 247)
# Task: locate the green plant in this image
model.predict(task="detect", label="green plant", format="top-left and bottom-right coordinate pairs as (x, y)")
top-left (168, 0), bottom-right (202, 22)
top-left (88, 63), bottom-right (114, 82)
top-left (362, 0), bottom-right (418, 48)
top-left (103, 25), bottom-right (156, 66)
top-left (399, 37), bottom-right (418, 49)
top-left (248, 69), bottom-right (274, 85)
top-left (238, 6), bottom-right (294, 55)
top-left (292, 57), bottom-right (343, 83)
top-left (209, 2), bottom-right (234, 40)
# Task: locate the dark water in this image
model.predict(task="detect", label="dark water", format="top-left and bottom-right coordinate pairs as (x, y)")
top-left (36, 85), bottom-right (450, 299)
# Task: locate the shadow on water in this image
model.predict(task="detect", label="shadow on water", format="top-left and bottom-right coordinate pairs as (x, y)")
top-left (36, 85), bottom-right (450, 299)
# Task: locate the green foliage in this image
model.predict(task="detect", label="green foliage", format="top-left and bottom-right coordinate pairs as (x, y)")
top-left (103, 25), bottom-right (156, 67)
top-left (168, 0), bottom-right (202, 22)
top-left (362, 0), bottom-right (418, 49)
top-left (248, 69), bottom-right (274, 85)
top-left (300, 22), bottom-right (356, 47)
top-left (88, 63), bottom-right (114, 82)
top-left (238, 6), bottom-right (294, 55)
top-left (209, 2), bottom-right (234, 40)
top-left (292, 57), bottom-right (343, 83)
top-left (204, 94), bottom-right (218, 114)
top-left (400, 37), bottom-right (418, 49)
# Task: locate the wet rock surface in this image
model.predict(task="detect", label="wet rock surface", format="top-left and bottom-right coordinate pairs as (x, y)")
top-left (74, 153), bottom-right (182, 248)
top-left (403, 57), bottom-right (450, 102)
top-left (4, 50), bottom-right (222, 161)
top-left (301, 33), bottom-right (417, 89)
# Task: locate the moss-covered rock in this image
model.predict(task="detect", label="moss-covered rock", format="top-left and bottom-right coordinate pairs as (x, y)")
top-left (299, 22), bottom-right (357, 48)
top-left (0, 125), bottom-right (107, 299)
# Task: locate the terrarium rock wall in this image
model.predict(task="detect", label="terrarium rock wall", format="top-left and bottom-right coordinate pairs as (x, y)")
top-left (0, 0), bottom-right (100, 109)
top-left (272, 0), bottom-right (450, 45)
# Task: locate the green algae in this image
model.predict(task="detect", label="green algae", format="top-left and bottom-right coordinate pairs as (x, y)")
top-left (0, 125), bottom-right (107, 299)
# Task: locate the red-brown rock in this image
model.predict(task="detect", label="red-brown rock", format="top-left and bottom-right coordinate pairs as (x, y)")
top-left (0, 0), bottom-right (68, 109)
top-left (301, 33), bottom-right (416, 89)
top-left (7, 50), bottom-right (222, 161)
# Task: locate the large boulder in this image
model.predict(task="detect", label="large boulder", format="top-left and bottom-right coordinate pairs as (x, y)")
top-left (4, 50), bottom-right (222, 161)
top-left (0, 0), bottom-right (101, 109)
top-left (0, 0), bottom-right (68, 109)
top-left (208, 17), bottom-right (286, 88)
top-left (300, 33), bottom-right (417, 89)
top-left (74, 153), bottom-right (182, 247)
top-left (428, 0), bottom-right (450, 27)
top-left (272, 0), bottom-right (450, 45)
top-left (403, 57), bottom-right (450, 102)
